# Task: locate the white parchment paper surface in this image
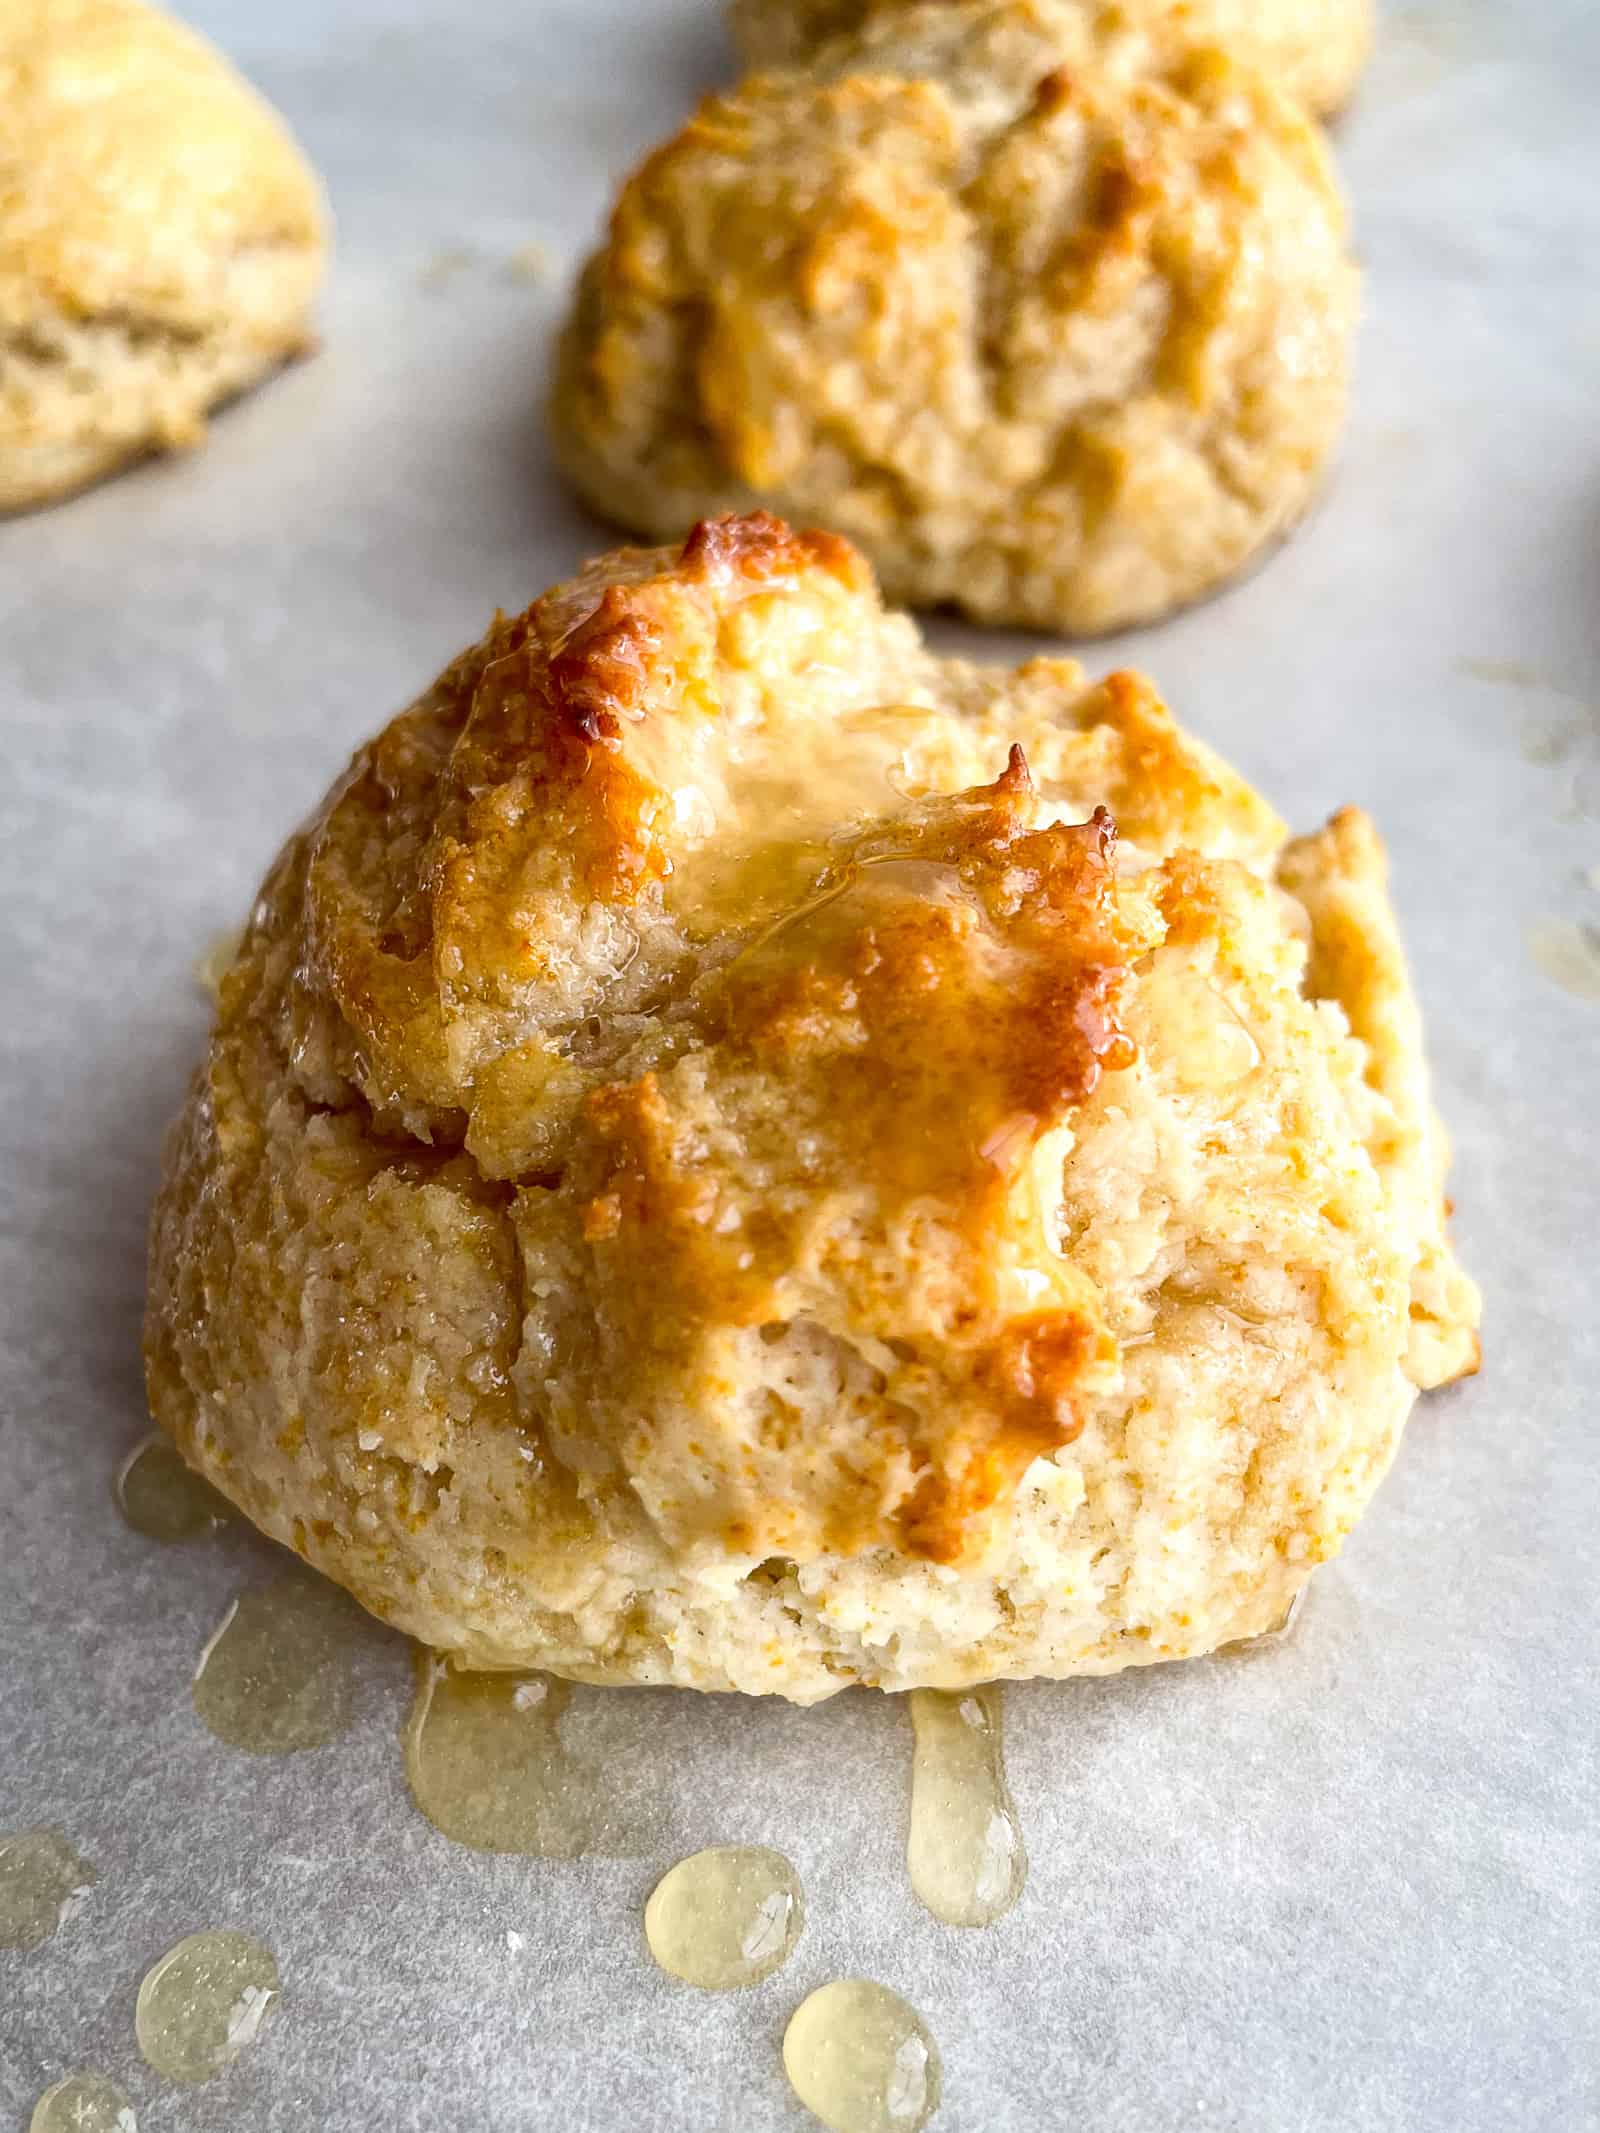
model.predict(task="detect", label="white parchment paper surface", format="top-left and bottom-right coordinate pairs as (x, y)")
top-left (2, 2), bottom-right (1596, 2127)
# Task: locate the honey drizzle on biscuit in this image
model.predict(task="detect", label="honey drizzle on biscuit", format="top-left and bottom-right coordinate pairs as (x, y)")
top-left (661, 701), bottom-right (931, 939)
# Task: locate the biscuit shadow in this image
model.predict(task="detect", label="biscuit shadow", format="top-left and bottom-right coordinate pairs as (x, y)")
top-left (57, 1002), bottom-right (401, 1621)
top-left (57, 1011), bottom-right (206, 1447)
top-left (604, 0), bottom-right (738, 105)
top-left (508, 356), bottom-right (643, 580)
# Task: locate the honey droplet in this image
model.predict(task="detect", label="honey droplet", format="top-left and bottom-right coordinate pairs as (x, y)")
top-left (783, 1979), bottom-right (941, 2133)
top-left (135, 1929), bottom-right (279, 2084)
top-left (29, 2073), bottom-right (136, 2133)
top-left (905, 1684), bottom-right (1025, 1929)
top-left (28, 2073), bottom-right (136, 2133)
top-left (192, 1578), bottom-right (365, 1754)
top-left (0, 1828), bottom-right (95, 1951)
top-left (114, 1434), bottom-right (232, 1543)
top-left (644, 1845), bottom-right (803, 1989)
top-left (405, 1656), bottom-right (596, 1855)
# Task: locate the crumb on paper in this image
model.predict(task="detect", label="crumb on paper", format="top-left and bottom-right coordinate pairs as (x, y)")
top-left (1527, 917), bottom-right (1600, 1003)
top-left (419, 246), bottom-right (476, 291)
top-left (1460, 654), bottom-right (1582, 699)
top-left (419, 240), bottom-right (557, 292)
top-left (502, 238), bottom-right (552, 284)
top-left (1461, 655), bottom-right (1548, 690)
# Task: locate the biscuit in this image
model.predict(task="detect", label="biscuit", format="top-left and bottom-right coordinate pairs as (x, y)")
top-left (0, 0), bottom-right (327, 512)
top-left (730, 0), bottom-right (1373, 117)
top-left (145, 515), bottom-right (1479, 1702)
top-left (551, 9), bottom-right (1357, 635)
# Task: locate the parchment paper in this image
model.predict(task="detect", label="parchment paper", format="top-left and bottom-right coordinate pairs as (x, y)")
top-left (2, 2), bottom-right (1597, 2126)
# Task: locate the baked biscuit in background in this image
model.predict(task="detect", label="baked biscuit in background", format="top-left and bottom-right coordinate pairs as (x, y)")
top-left (730, 0), bottom-right (1374, 117)
top-left (145, 514), bottom-right (1479, 1703)
top-left (551, 7), bottom-right (1357, 636)
top-left (0, 0), bottom-right (327, 513)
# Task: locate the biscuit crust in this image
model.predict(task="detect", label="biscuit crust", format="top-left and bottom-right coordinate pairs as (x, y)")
top-left (552, 6), bottom-right (1357, 635)
top-left (145, 517), bottom-right (1478, 1700)
top-left (730, 0), bottom-right (1374, 117)
top-left (0, 0), bottom-right (327, 511)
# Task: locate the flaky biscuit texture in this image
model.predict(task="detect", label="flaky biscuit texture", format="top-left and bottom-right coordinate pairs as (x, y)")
top-left (146, 517), bottom-right (1478, 1701)
top-left (730, 0), bottom-right (1372, 116)
top-left (0, 0), bottom-right (326, 510)
top-left (554, 1), bottom-right (1357, 634)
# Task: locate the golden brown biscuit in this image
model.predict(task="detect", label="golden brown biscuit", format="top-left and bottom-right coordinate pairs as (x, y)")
top-left (731, 0), bottom-right (1373, 117)
top-left (145, 516), bottom-right (1478, 1701)
top-left (0, 0), bottom-right (327, 512)
top-left (552, 9), bottom-right (1357, 635)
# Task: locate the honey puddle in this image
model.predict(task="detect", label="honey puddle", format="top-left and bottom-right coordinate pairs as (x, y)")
top-left (192, 1578), bottom-right (366, 1754)
top-left (905, 1684), bottom-right (1026, 1929)
top-left (783, 1979), bottom-right (941, 2133)
top-left (405, 1655), bottom-right (642, 1856)
top-left (644, 1846), bottom-right (803, 1990)
top-left (136, 1930), bottom-right (279, 2083)
top-left (28, 2074), bottom-right (136, 2133)
top-left (114, 1433), bottom-right (232, 1543)
top-left (0, 1828), bottom-right (95, 1951)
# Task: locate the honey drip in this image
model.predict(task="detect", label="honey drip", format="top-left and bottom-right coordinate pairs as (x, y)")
top-left (644, 1846), bottom-right (803, 1989)
top-left (0, 1828), bottom-right (95, 1951)
top-left (135, 1929), bottom-right (279, 2084)
top-left (405, 1655), bottom-right (623, 1856)
top-left (192, 1577), bottom-right (365, 1754)
top-left (114, 1433), bottom-right (232, 1542)
top-left (28, 2074), bottom-right (136, 2133)
top-left (905, 1683), bottom-right (1026, 1928)
top-left (783, 1979), bottom-right (941, 2133)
